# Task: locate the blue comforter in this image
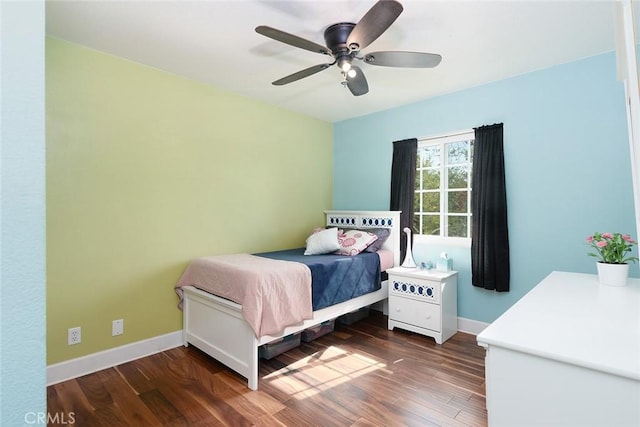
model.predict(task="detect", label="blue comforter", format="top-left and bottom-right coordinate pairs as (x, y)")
top-left (255, 248), bottom-right (381, 311)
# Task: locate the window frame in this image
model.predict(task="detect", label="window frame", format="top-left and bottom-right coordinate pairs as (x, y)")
top-left (414, 130), bottom-right (474, 247)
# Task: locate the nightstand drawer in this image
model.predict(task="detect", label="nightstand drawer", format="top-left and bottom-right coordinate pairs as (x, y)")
top-left (389, 275), bottom-right (440, 304)
top-left (389, 295), bottom-right (441, 332)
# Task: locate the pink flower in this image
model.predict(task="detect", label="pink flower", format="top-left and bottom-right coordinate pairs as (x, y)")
top-left (586, 232), bottom-right (638, 264)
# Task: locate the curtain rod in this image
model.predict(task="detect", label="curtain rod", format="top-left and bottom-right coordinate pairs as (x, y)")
top-left (418, 128), bottom-right (474, 142)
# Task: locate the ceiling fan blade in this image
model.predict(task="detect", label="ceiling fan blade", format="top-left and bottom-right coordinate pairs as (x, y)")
top-left (364, 51), bottom-right (442, 68)
top-left (346, 66), bottom-right (369, 96)
top-left (346, 0), bottom-right (403, 52)
top-left (272, 63), bottom-right (333, 86)
top-left (256, 25), bottom-right (331, 56)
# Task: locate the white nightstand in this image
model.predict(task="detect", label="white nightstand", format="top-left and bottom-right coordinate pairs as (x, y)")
top-left (387, 267), bottom-right (458, 344)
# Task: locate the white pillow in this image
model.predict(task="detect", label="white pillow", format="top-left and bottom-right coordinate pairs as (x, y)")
top-left (304, 227), bottom-right (340, 255)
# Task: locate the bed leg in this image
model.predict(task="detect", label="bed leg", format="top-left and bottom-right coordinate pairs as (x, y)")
top-left (247, 345), bottom-right (259, 390)
top-left (182, 299), bottom-right (189, 347)
top-left (248, 376), bottom-right (258, 390)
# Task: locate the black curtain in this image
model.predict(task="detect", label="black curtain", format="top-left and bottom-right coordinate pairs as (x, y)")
top-left (471, 124), bottom-right (510, 291)
top-left (390, 138), bottom-right (417, 263)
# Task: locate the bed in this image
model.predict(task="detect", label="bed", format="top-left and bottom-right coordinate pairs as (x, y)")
top-left (176, 210), bottom-right (401, 390)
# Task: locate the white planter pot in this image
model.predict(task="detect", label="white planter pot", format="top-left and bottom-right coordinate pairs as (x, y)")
top-left (596, 262), bottom-right (629, 287)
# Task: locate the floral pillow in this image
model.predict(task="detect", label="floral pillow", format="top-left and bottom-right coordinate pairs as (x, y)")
top-left (335, 229), bottom-right (378, 256)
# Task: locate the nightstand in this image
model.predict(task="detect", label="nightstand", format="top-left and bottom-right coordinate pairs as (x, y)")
top-left (387, 267), bottom-right (458, 344)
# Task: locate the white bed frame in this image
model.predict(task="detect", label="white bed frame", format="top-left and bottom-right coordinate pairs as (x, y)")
top-left (181, 210), bottom-right (401, 390)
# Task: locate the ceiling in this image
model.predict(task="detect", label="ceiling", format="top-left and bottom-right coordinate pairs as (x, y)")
top-left (46, 0), bottom-right (625, 123)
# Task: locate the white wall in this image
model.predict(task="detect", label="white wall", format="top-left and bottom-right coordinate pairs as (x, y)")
top-left (0, 1), bottom-right (47, 424)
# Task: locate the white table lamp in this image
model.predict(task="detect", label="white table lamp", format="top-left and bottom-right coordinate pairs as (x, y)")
top-left (401, 227), bottom-right (417, 268)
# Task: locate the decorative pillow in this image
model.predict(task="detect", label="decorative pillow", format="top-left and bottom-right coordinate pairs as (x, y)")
top-left (335, 229), bottom-right (378, 256)
top-left (362, 228), bottom-right (391, 252)
top-left (304, 227), bottom-right (341, 255)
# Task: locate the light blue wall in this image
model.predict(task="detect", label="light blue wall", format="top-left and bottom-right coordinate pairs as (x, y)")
top-left (334, 51), bottom-right (637, 323)
top-left (1, 1), bottom-right (46, 425)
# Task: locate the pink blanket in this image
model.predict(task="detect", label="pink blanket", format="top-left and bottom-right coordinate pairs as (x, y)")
top-left (175, 254), bottom-right (312, 337)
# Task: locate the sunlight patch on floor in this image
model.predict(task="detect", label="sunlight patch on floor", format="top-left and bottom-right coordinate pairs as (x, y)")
top-left (262, 345), bottom-right (386, 399)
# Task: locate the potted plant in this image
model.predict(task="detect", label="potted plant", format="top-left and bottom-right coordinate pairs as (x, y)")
top-left (587, 232), bottom-right (638, 286)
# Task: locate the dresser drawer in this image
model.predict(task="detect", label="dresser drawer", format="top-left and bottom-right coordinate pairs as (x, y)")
top-left (389, 295), bottom-right (441, 332)
top-left (389, 274), bottom-right (440, 304)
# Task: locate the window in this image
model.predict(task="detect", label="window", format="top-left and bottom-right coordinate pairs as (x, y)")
top-left (414, 130), bottom-right (474, 239)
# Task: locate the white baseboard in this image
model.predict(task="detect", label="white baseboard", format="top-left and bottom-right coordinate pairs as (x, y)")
top-left (48, 316), bottom-right (489, 385)
top-left (47, 331), bottom-right (183, 386)
top-left (457, 317), bottom-right (490, 335)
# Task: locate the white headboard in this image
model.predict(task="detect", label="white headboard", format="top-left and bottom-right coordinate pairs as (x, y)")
top-left (324, 210), bottom-right (402, 267)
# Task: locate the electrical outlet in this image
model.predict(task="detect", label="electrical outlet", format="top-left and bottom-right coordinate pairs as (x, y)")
top-left (112, 319), bottom-right (123, 336)
top-left (68, 327), bottom-right (81, 345)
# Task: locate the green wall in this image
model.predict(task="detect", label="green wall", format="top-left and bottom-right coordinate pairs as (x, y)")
top-left (46, 38), bottom-right (333, 364)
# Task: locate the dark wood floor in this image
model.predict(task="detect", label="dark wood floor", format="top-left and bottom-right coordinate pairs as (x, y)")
top-left (47, 311), bottom-right (487, 426)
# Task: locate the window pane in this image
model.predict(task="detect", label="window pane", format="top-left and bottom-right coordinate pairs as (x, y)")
top-left (448, 166), bottom-right (468, 188)
top-left (416, 134), bottom-right (474, 238)
top-left (423, 215), bottom-right (440, 235)
top-left (448, 190), bottom-right (468, 213)
top-left (422, 169), bottom-right (440, 190)
top-left (448, 216), bottom-right (468, 237)
top-left (420, 145), bottom-right (440, 167)
top-left (422, 192), bottom-right (440, 213)
top-left (447, 141), bottom-right (469, 165)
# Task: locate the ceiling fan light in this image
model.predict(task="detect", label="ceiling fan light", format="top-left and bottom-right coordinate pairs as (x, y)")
top-left (337, 56), bottom-right (353, 72)
top-left (347, 69), bottom-right (357, 78)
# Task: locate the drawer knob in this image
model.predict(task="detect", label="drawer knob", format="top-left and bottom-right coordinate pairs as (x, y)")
top-left (425, 315), bottom-right (431, 319)
top-left (396, 308), bottom-right (401, 312)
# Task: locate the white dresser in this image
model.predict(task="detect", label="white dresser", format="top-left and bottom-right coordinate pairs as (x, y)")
top-left (387, 267), bottom-right (457, 344)
top-left (477, 271), bottom-right (640, 427)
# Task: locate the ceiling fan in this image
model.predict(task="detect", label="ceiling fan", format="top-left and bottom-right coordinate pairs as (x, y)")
top-left (255, 0), bottom-right (442, 96)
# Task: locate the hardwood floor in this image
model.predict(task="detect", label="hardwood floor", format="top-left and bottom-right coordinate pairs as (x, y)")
top-left (47, 311), bottom-right (487, 426)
